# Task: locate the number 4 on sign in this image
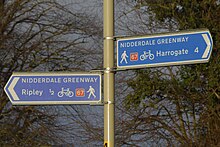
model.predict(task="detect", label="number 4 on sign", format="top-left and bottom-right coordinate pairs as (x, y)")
top-left (194, 47), bottom-right (199, 53)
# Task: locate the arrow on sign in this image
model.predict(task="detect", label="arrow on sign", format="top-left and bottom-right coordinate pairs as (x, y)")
top-left (202, 34), bottom-right (212, 59)
top-left (117, 29), bottom-right (213, 69)
top-left (7, 77), bottom-right (20, 100)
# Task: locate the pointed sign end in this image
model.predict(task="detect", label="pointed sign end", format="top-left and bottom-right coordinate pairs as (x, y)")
top-left (4, 76), bottom-right (20, 103)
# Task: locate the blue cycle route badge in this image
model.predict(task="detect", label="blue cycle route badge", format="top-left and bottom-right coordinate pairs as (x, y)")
top-left (117, 29), bottom-right (213, 69)
top-left (4, 72), bottom-right (102, 105)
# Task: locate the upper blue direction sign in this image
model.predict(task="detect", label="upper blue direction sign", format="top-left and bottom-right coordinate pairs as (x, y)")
top-left (4, 72), bottom-right (102, 105)
top-left (117, 29), bottom-right (213, 69)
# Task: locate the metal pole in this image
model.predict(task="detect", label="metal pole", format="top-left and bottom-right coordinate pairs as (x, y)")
top-left (103, 0), bottom-right (114, 147)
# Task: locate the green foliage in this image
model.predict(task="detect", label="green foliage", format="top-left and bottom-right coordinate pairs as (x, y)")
top-left (125, 69), bottom-right (167, 109)
top-left (127, 0), bottom-right (220, 145)
top-left (139, 0), bottom-right (219, 28)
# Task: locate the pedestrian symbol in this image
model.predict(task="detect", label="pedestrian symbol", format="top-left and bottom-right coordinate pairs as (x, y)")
top-left (120, 51), bottom-right (128, 64)
top-left (87, 86), bottom-right (96, 99)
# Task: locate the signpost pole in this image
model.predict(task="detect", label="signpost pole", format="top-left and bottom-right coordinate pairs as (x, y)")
top-left (103, 0), bottom-right (114, 146)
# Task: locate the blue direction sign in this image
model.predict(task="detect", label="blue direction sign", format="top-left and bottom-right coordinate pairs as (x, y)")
top-left (4, 72), bottom-right (102, 105)
top-left (117, 29), bottom-right (213, 69)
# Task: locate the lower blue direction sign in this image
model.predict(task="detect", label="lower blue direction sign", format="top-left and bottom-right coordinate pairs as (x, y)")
top-left (117, 29), bottom-right (213, 69)
top-left (4, 72), bottom-right (102, 105)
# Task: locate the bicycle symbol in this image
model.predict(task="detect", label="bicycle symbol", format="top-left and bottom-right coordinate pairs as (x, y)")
top-left (140, 50), bottom-right (155, 61)
top-left (58, 87), bottom-right (74, 97)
